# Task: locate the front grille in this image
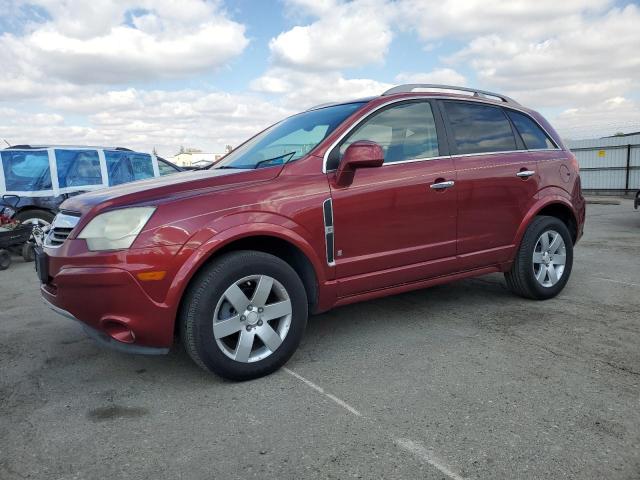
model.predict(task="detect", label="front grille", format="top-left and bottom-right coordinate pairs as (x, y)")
top-left (44, 212), bottom-right (80, 248)
top-left (46, 227), bottom-right (73, 246)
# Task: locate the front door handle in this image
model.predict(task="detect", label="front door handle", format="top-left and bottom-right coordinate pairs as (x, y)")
top-left (516, 170), bottom-right (536, 178)
top-left (430, 180), bottom-right (455, 190)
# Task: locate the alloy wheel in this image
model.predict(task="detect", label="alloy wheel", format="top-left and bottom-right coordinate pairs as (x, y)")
top-left (213, 275), bottom-right (292, 363)
top-left (20, 217), bottom-right (51, 227)
top-left (532, 229), bottom-right (566, 287)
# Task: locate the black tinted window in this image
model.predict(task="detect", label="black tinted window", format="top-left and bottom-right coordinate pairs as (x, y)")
top-left (330, 102), bottom-right (439, 169)
top-left (507, 110), bottom-right (556, 149)
top-left (444, 102), bottom-right (516, 155)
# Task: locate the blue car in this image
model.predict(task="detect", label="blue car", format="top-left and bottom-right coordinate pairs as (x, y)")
top-left (0, 145), bottom-right (182, 226)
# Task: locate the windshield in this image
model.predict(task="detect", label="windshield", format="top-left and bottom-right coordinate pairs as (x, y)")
top-left (214, 102), bottom-right (366, 170)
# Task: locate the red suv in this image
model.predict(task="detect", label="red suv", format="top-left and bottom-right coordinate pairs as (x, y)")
top-left (36, 84), bottom-right (585, 380)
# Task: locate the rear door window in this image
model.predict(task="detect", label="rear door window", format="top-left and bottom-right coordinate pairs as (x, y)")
top-left (443, 101), bottom-right (517, 155)
top-left (105, 151), bottom-right (155, 186)
top-left (0, 150), bottom-right (52, 192)
top-left (55, 149), bottom-right (102, 188)
top-left (506, 110), bottom-right (556, 150)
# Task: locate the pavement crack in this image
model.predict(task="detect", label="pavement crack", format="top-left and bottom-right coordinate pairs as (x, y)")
top-left (510, 333), bottom-right (640, 378)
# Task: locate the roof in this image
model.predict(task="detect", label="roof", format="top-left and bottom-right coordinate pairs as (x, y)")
top-left (305, 97), bottom-right (377, 111)
top-left (307, 84), bottom-right (521, 112)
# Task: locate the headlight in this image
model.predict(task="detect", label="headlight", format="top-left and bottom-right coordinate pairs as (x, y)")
top-left (77, 207), bottom-right (156, 251)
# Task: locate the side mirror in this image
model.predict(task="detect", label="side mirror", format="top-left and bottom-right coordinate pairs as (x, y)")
top-left (335, 141), bottom-right (384, 187)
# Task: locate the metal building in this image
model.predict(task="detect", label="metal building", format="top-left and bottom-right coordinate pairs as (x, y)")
top-left (566, 133), bottom-right (640, 193)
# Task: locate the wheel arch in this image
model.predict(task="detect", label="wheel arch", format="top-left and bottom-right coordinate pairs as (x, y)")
top-left (535, 202), bottom-right (578, 243)
top-left (14, 206), bottom-right (55, 222)
top-left (170, 226), bottom-right (325, 337)
top-left (512, 197), bottom-right (579, 262)
top-left (211, 234), bottom-right (320, 311)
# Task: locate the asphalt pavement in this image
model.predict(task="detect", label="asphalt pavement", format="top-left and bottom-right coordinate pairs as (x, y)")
top-left (1, 200), bottom-right (639, 479)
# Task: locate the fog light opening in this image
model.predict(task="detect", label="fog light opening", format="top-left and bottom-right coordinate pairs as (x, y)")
top-left (103, 320), bottom-right (136, 344)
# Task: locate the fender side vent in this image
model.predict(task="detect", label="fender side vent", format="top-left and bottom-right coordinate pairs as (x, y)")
top-left (323, 198), bottom-right (335, 265)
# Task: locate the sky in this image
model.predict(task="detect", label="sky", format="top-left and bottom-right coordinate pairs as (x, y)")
top-left (0, 0), bottom-right (639, 157)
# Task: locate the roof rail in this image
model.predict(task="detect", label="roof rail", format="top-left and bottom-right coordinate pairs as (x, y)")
top-left (381, 84), bottom-right (519, 105)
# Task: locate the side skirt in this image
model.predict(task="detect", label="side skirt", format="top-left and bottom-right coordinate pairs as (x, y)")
top-left (332, 265), bottom-right (502, 308)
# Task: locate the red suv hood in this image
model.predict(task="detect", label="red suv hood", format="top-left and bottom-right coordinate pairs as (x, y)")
top-left (61, 167), bottom-right (279, 215)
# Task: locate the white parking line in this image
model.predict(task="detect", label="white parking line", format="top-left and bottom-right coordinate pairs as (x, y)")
top-left (594, 277), bottom-right (640, 288)
top-left (394, 438), bottom-right (465, 480)
top-left (284, 367), bottom-right (362, 417)
top-left (285, 367), bottom-right (465, 478)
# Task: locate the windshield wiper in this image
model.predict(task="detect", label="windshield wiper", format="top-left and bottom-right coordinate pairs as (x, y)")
top-left (254, 151), bottom-right (296, 169)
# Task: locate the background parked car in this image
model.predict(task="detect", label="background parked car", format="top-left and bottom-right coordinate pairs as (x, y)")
top-left (0, 146), bottom-right (182, 226)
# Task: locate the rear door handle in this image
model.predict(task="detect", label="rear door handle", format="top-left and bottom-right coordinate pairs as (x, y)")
top-left (430, 180), bottom-right (455, 190)
top-left (516, 170), bottom-right (535, 178)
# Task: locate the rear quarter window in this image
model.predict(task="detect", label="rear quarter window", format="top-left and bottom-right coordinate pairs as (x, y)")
top-left (158, 159), bottom-right (180, 176)
top-left (105, 151), bottom-right (155, 186)
top-left (506, 110), bottom-right (556, 150)
top-left (444, 101), bottom-right (517, 155)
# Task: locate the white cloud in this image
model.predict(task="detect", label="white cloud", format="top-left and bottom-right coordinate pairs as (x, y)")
top-left (0, 89), bottom-right (291, 157)
top-left (252, 68), bottom-right (391, 109)
top-left (397, 0), bottom-right (612, 41)
top-left (404, 2), bottom-right (640, 112)
top-left (553, 97), bottom-right (640, 139)
top-left (270, 0), bottom-right (393, 70)
top-left (2, 0), bottom-right (639, 156)
top-left (395, 69), bottom-right (466, 86)
top-left (0, 0), bottom-right (249, 89)
top-left (282, 0), bottom-right (336, 18)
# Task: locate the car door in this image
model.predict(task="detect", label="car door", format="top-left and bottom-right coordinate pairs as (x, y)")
top-left (440, 100), bottom-right (540, 270)
top-left (326, 100), bottom-right (458, 297)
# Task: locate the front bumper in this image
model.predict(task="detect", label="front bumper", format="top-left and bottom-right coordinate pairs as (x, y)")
top-left (39, 240), bottom-right (183, 353)
top-left (42, 296), bottom-right (169, 355)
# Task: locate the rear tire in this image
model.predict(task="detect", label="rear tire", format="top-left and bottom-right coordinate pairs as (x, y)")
top-left (505, 215), bottom-right (573, 300)
top-left (180, 250), bottom-right (308, 380)
top-left (14, 209), bottom-right (55, 227)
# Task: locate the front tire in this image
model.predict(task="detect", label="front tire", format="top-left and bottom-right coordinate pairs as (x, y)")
top-left (22, 242), bottom-right (35, 262)
top-left (505, 216), bottom-right (573, 300)
top-left (180, 251), bottom-right (308, 380)
top-left (0, 250), bottom-right (11, 270)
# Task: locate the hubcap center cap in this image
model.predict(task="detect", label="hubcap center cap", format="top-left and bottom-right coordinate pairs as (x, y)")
top-left (542, 252), bottom-right (551, 264)
top-left (245, 311), bottom-right (259, 325)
